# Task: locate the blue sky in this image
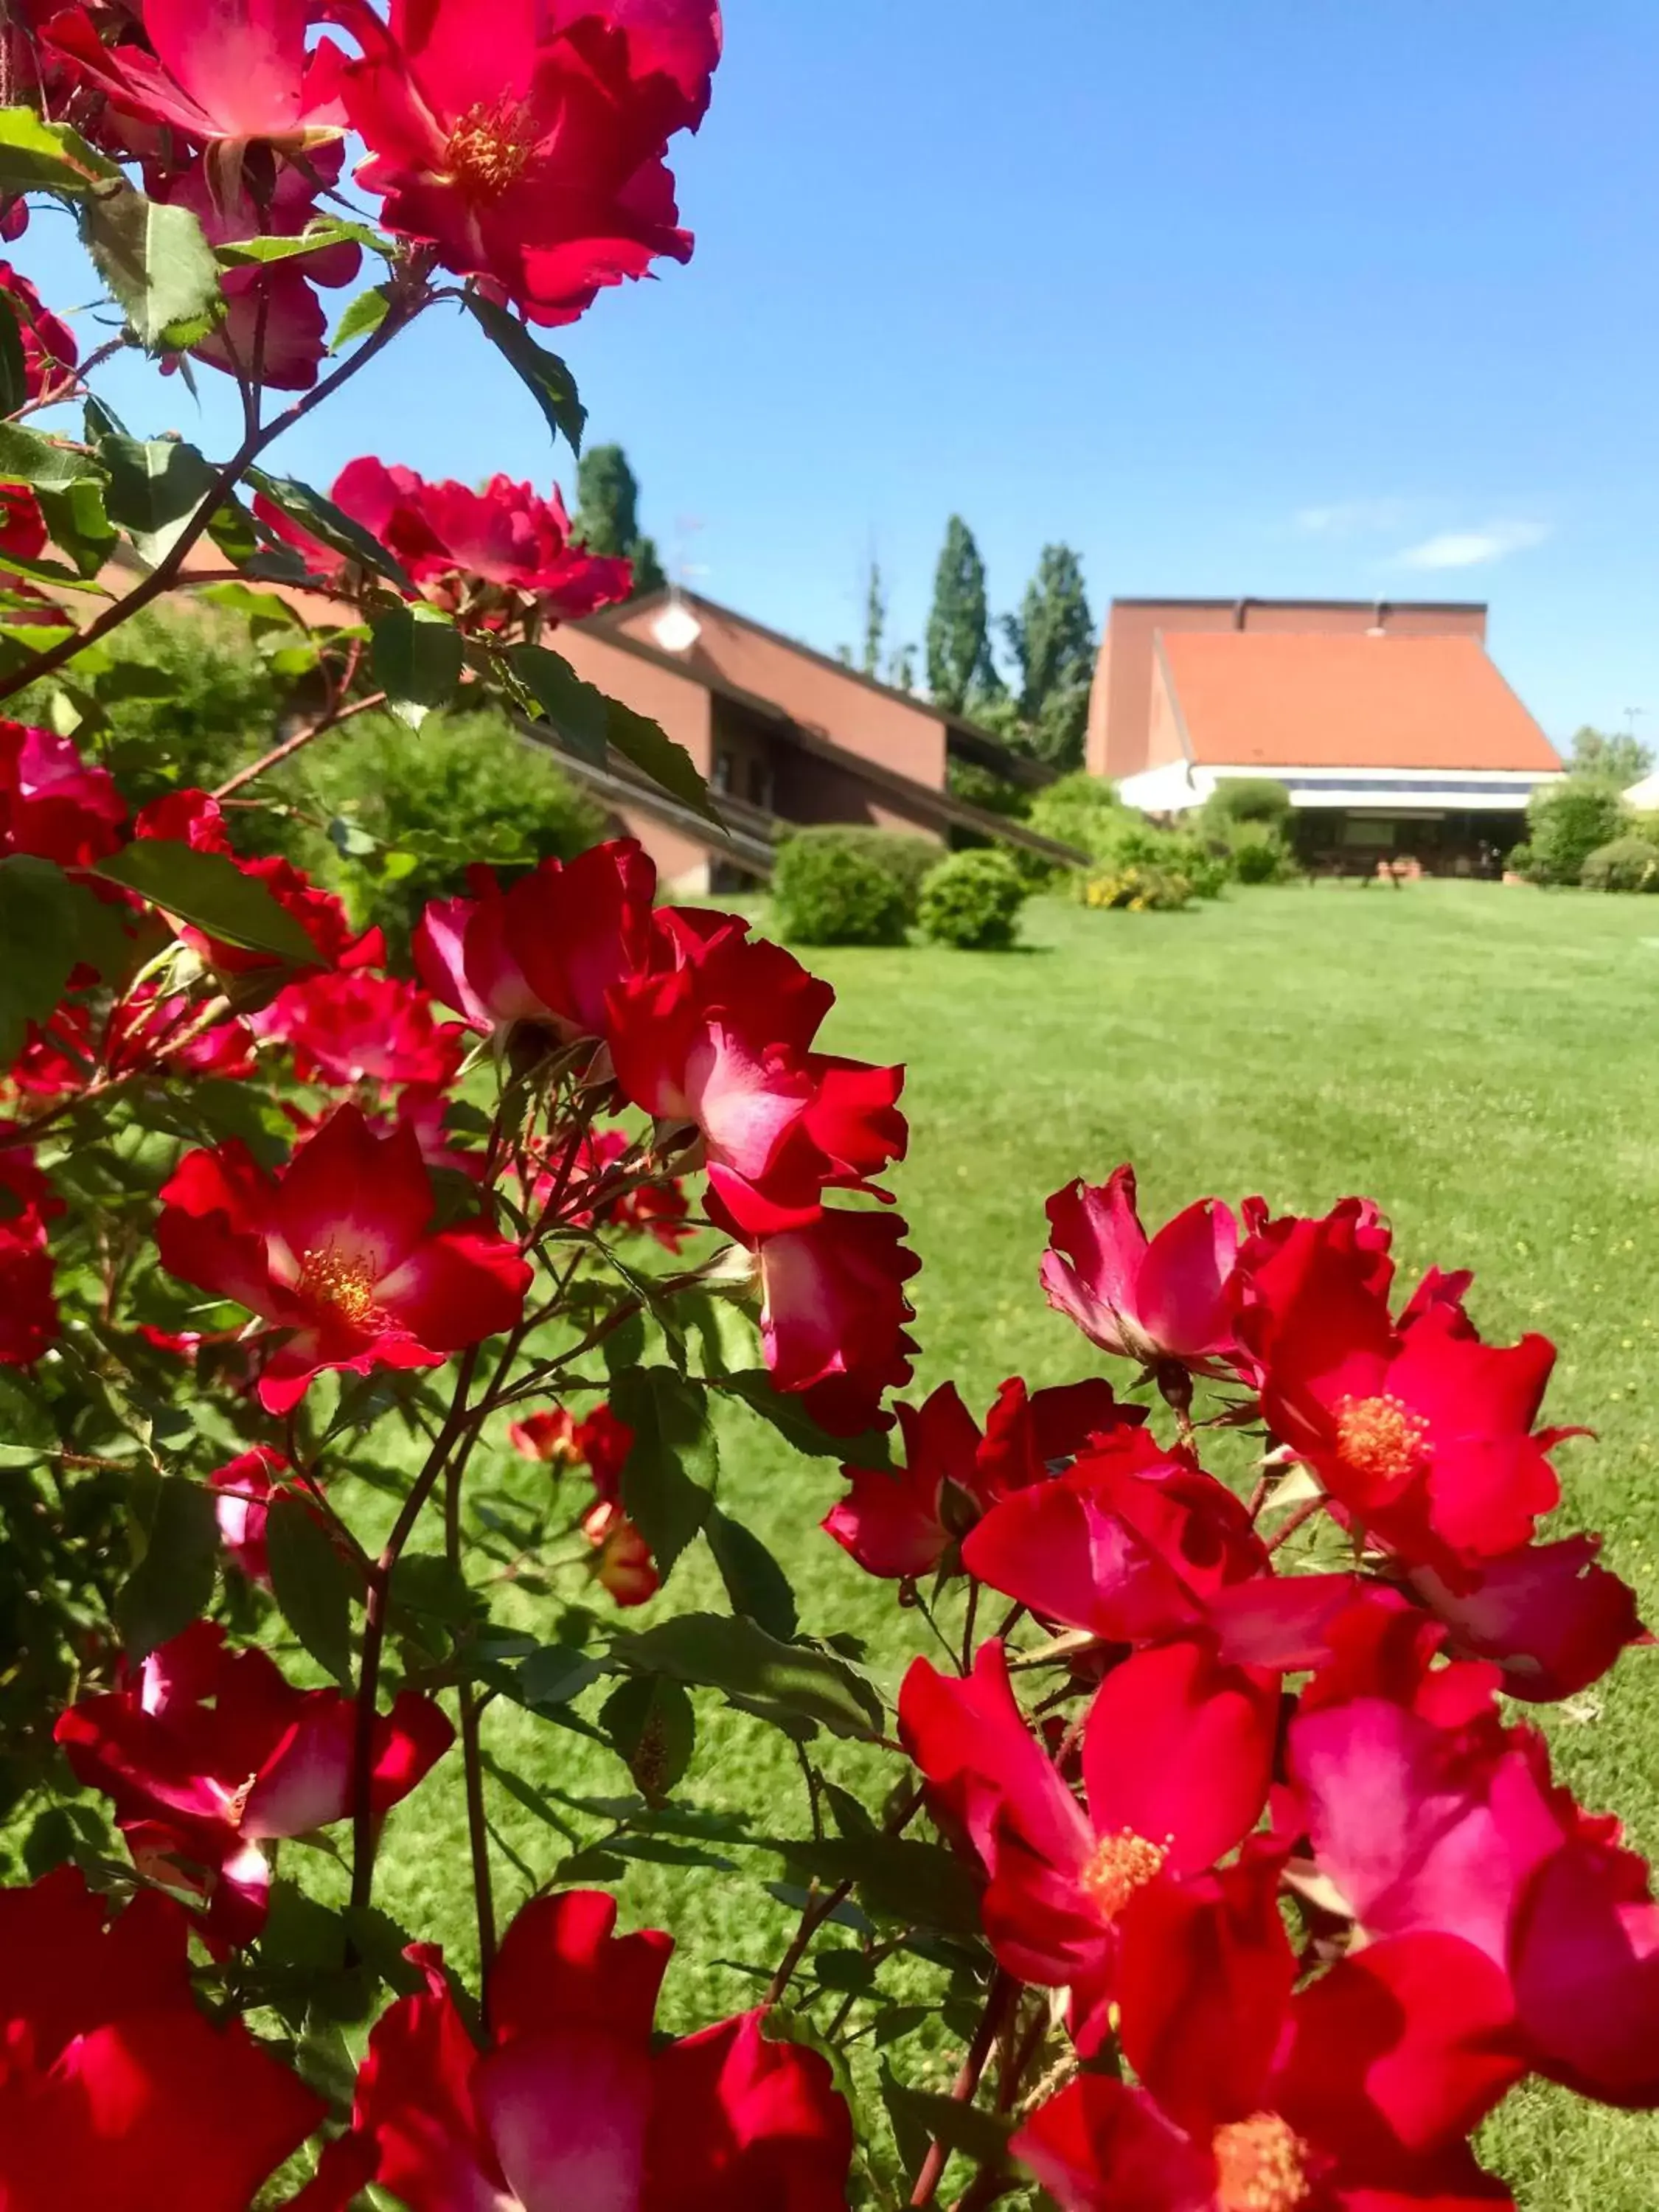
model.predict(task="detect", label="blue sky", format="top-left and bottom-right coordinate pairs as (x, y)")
top-left (23, 1), bottom-right (1659, 743)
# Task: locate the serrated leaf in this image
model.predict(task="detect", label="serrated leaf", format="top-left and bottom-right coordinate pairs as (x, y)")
top-left (0, 288), bottom-right (26, 416)
top-left (507, 643), bottom-right (608, 762)
top-left (717, 1370), bottom-right (894, 1468)
top-left (706, 1505), bottom-right (798, 1640)
top-left (82, 184), bottom-right (225, 350)
top-left (601, 1672), bottom-right (695, 1804)
top-left (0, 106), bottom-right (119, 195)
top-left (372, 605), bottom-right (461, 726)
top-left (265, 1497), bottom-right (355, 1686)
top-left (605, 696), bottom-right (720, 823)
top-left (611, 1368), bottom-right (717, 1579)
top-left (0, 420), bottom-right (103, 489)
top-left (331, 285), bottom-right (391, 352)
top-left (0, 854), bottom-right (80, 1065)
top-left (519, 1643), bottom-right (607, 1710)
top-left (882, 2079), bottom-right (1012, 2171)
top-left (114, 1475), bottom-right (218, 1659)
top-left (765, 1834), bottom-right (984, 1935)
top-left (246, 466), bottom-right (414, 593)
top-left (465, 294), bottom-right (585, 453)
top-left (215, 220), bottom-right (379, 267)
top-left (610, 1613), bottom-right (885, 1742)
top-left (98, 432), bottom-right (215, 545)
top-left (96, 838), bottom-right (319, 961)
top-left (37, 477), bottom-right (117, 577)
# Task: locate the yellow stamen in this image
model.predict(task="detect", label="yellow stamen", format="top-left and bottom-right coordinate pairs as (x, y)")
top-left (1212, 2112), bottom-right (1310, 2212)
top-left (1079, 1828), bottom-right (1167, 1922)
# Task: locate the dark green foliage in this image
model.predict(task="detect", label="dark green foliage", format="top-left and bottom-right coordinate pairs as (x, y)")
top-left (771, 829), bottom-right (912, 947)
top-left (574, 441), bottom-right (665, 599)
top-left (1568, 726), bottom-right (1652, 786)
top-left (1579, 835), bottom-right (1659, 893)
top-left (1226, 823), bottom-right (1295, 884)
top-left (1023, 768), bottom-right (1124, 859)
top-left (1526, 776), bottom-right (1629, 886)
top-left (925, 516), bottom-right (998, 713)
top-left (1506, 840), bottom-right (1534, 876)
top-left (1001, 545), bottom-right (1093, 769)
top-left (291, 707), bottom-right (602, 954)
top-left (917, 848), bottom-right (1026, 949)
top-left (1203, 776), bottom-right (1292, 832)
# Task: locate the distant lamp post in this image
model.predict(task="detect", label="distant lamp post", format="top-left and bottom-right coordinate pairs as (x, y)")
top-left (651, 590), bottom-right (702, 655)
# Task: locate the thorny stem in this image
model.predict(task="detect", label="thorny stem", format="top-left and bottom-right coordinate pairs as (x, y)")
top-left (762, 1784), bottom-right (925, 2010)
top-left (349, 1343), bottom-right (480, 1915)
top-left (211, 686), bottom-right (388, 800)
top-left (908, 1971), bottom-right (1016, 2208)
top-left (1264, 1495), bottom-right (1326, 1554)
top-left (0, 288), bottom-right (421, 707)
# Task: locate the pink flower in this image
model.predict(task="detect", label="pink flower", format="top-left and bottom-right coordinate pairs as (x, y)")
top-left (323, 1888), bottom-right (851, 2210)
top-left (337, 0), bottom-right (721, 325)
top-left (55, 1621), bottom-right (453, 1941)
top-left (504, 837), bottom-right (660, 1042)
top-left (510, 1399), bottom-right (634, 1498)
top-left (1041, 1165), bottom-right (1240, 1377)
top-left (583, 1498), bottom-right (658, 1606)
top-left (207, 1444), bottom-right (309, 1583)
top-left (249, 969), bottom-right (465, 1091)
top-left (0, 262), bottom-right (77, 400)
top-left (45, 0), bottom-right (348, 146)
top-left (156, 1103), bottom-right (532, 1413)
top-left (0, 1143), bottom-right (59, 1366)
top-left (0, 1867), bottom-right (323, 2208)
top-left (0, 720), bottom-right (125, 865)
top-left (1408, 1534), bottom-right (1649, 1703)
top-left (1237, 1206), bottom-right (1580, 1581)
top-left (960, 1426), bottom-right (1357, 1672)
top-left (900, 1638), bottom-right (1278, 2051)
top-left (825, 1375), bottom-right (1139, 1580)
top-left (1015, 1859), bottom-right (1520, 2211)
top-left (732, 1203), bottom-right (921, 1437)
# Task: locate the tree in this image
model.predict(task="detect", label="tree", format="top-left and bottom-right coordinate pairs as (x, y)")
top-left (1568, 725), bottom-right (1652, 787)
top-left (1002, 543), bottom-right (1094, 769)
top-left (574, 441), bottom-right (667, 599)
top-left (925, 515), bottom-right (998, 712)
top-left (861, 558), bottom-right (887, 678)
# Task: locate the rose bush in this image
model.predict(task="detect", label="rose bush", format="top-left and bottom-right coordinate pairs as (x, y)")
top-left (0, 9), bottom-right (1655, 2210)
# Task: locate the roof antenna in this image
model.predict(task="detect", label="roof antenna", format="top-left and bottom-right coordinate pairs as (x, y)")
top-left (649, 514), bottom-right (706, 653)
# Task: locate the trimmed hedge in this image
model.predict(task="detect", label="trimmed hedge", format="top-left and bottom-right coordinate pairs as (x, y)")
top-left (771, 830), bottom-right (913, 945)
top-left (1580, 835), bottom-right (1659, 893)
top-left (917, 848), bottom-right (1026, 949)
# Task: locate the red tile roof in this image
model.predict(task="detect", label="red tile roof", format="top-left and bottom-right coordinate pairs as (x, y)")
top-left (1158, 630), bottom-right (1561, 773)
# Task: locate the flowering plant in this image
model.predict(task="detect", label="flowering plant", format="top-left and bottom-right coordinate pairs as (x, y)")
top-left (0, 9), bottom-right (1655, 2211)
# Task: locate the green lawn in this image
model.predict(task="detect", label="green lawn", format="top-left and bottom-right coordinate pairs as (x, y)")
top-left (375, 880), bottom-right (1659, 2211)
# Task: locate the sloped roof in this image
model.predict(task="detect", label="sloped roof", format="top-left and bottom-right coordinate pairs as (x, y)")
top-left (1158, 631), bottom-right (1562, 773)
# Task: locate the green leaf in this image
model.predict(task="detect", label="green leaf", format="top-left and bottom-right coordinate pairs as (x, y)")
top-left (507, 643), bottom-right (608, 762)
top-left (605, 696), bottom-right (720, 824)
top-left (265, 1498), bottom-right (355, 1686)
top-left (96, 838), bottom-right (319, 961)
top-left (706, 1505), bottom-right (799, 1641)
top-left (0, 854), bottom-right (80, 1065)
top-left (464, 294), bottom-right (585, 453)
top-left (330, 285), bottom-right (392, 353)
top-left (717, 1370), bottom-right (894, 1469)
top-left (0, 106), bottom-right (119, 195)
top-left (97, 433), bottom-right (215, 551)
top-left (37, 478), bottom-right (117, 578)
top-left (765, 1834), bottom-right (984, 1935)
top-left (520, 1643), bottom-right (608, 1710)
top-left (0, 420), bottom-right (104, 490)
top-left (215, 220), bottom-right (381, 267)
top-left (611, 1368), bottom-right (718, 1579)
top-left (882, 2079), bottom-right (1012, 2172)
top-left (247, 466), bottom-right (414, 594)
top-left (81, 184), bottom-right (225, 350)
top-left (372, 605), bottom-right (462, 726)
top-left (0, 1368), bottom-right (56, 1464)
top-left (610, 1613), bottom-right (886, 1742)
top-left (23, 1806), bottom-right (77, 1880)
top-left (601, 1673), bottom-right (695, 1804)
top-left (114, 1475), bottom-right (218, 1659)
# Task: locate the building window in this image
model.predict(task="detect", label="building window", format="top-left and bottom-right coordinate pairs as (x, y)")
top-left (746, 758), bottom-right (770, 807)
top-left (712, 748), bottom-right (734, 795)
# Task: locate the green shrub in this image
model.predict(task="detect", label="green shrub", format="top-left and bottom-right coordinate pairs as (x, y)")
top-left (1506, 840), bottom-right (1536, 877)
top-left (1203, 776), bottom-right (1291, 833)
top-left (1077, 861), bottom-right (1192, 912)
top-left (1026, 769), bottom-right (1126, 860)
top-left (917, 848), bottom-right (1027, 949)
top-left (945, 756), bottom-right (1033, 823)
top-left (1526, 776), bottom-right (1628, 886)
top-left (771, 830), bottom-right (911, 946)
top-left (288, 708), bottom-right (603, 954)
top-left (1228, 822), bottom-right (1295, 884)
top-left (1580, 835), bottom-right (1659, 893)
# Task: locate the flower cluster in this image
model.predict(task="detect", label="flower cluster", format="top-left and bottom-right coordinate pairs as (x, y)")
top-left (852, 1166), bottom-right (1656, 2206)
top-left (38, 0), bottom-right (721, 385)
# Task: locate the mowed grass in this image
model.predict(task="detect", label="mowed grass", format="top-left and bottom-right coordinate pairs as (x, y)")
top-left (374, 881), bottom-right (1659, 2211)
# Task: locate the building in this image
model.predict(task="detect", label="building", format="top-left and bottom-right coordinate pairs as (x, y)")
top-left (555, 588), bottom-right (1075, 891)
top-left (1087, 597), bottom-right (1562, 871)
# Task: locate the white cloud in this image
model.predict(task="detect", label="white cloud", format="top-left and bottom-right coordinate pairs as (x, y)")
top-left (1390, 520), bottom-right (1551, 571)
top-left (1294, 497), bottom-right (1411, 538)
